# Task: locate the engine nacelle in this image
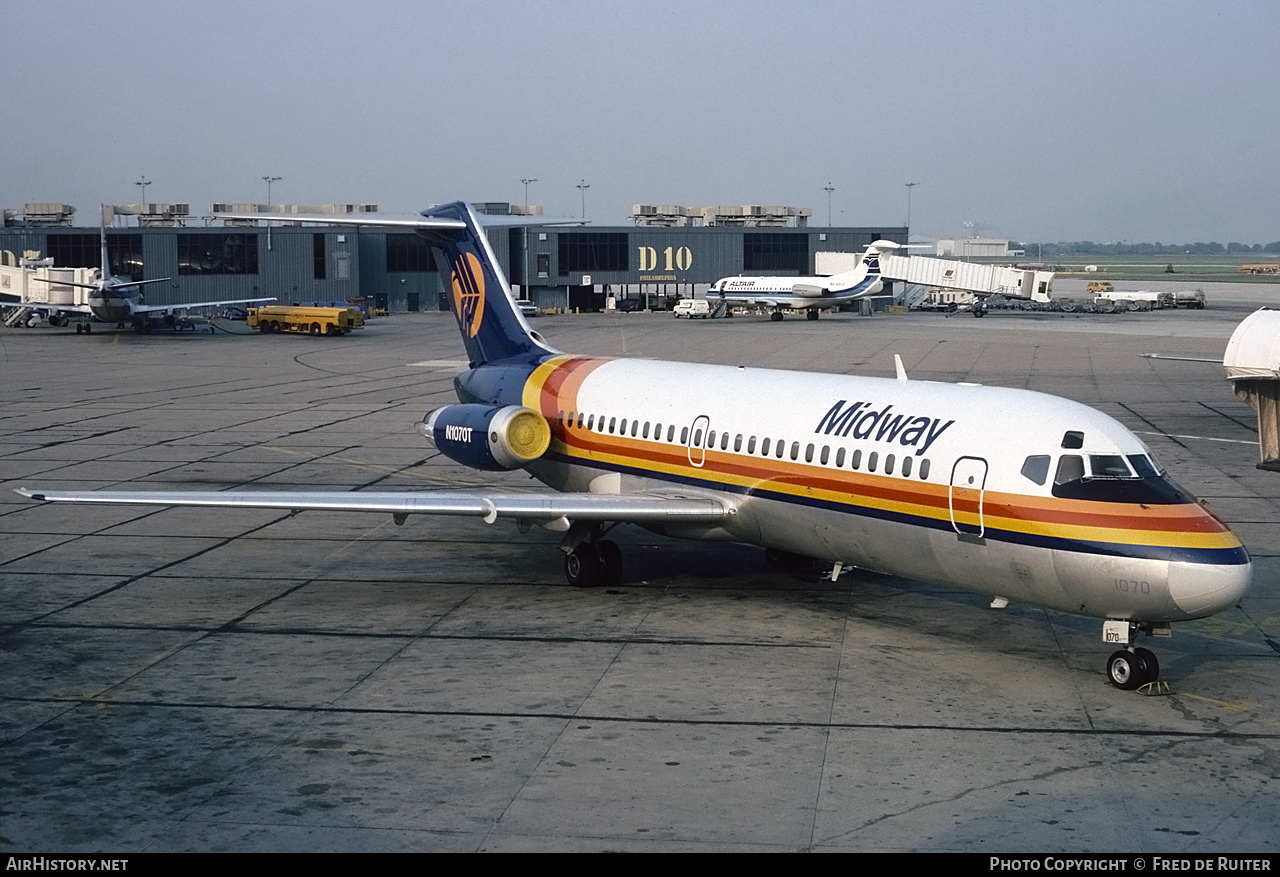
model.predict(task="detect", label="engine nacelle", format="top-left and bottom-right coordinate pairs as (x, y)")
top-left (417, 404), bottom-right (551, 471)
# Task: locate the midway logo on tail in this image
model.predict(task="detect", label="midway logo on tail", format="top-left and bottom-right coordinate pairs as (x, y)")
top-left (451, 251), bottom-right (486, 338)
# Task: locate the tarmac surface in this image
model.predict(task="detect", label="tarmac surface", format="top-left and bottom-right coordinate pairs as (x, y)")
top-left (2, 284), bottom-right (1278, 852)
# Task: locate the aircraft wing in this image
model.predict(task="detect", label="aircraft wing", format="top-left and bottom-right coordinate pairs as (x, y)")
top-left (14, 487), bottom-right (731, 524)
top-left (132, 297), bottom-right (277, 314)
top-left (0, 293), bottom-right (94, 314)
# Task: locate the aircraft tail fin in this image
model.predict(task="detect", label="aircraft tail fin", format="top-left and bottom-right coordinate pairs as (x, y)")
top-left (99, 209), bottom-right (111, 283)
top-left (419, 202), bottom-right (558, 367)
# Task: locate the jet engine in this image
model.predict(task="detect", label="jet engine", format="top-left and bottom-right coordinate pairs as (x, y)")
top-left (417, 404), bottom-right (551, 471)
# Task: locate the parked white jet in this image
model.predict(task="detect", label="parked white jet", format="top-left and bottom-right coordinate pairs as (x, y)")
top-left (25, 220), bottom-right (272, 333)
top-left (709, 241), bottom-right (895, 321)
top-left (17, 202), bottom-right (1252, 691)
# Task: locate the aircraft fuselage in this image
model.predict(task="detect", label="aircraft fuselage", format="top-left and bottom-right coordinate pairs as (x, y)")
top-left (458, 355), bottom-right (1251, 624)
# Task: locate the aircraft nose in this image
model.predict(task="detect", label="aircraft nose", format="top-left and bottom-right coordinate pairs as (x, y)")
top-left (1167, 556), bottom-right (1252, 617)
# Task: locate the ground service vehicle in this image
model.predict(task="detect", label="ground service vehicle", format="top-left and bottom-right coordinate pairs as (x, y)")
top-left (246, 306), bottom-right (365, 336)
top-left (673, 298), bottom-right (711, 318)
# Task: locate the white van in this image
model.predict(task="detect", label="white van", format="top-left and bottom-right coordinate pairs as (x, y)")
top-left (673, 298), bottom-right (710, 319)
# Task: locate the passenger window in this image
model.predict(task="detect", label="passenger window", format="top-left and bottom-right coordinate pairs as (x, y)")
top-left (820, 445), bottom-right (830, 465)
top-left (1055, 454), bottom-right (1085, 485)
top-left (681, 426), bottom-right (689, 444)
top-left (693, 428), bottom-right (702, 446)
top-left (587, 414), bottom-right (595, 430)
top-left (851, 449), bottom-right (862, 469)
top-left (1062, 431), bottom-right (1085, 449)
top-left (631, 421), bottom-right (639, 437)
top-left (1021, 455), bottom-right (1051, 486)
top-left (721, 432), bottom-right (730, 451)
top-left (804, 443), bottom-right (814, 463)
top-left (835, 447), bottom-right (845, 467)
top-left (885, 453), bottom-right (895, 474)
top-left (667, 425), bottom-right (675, 442)
top-left (761, 437), bottom-right (771, 456)
top-left (776, 440), bottom-right (785, 459)
top-left (790, 442), bottom-right (799, 461)
top-left (619, 418), bottom-right (627, 434)
top-left (901, 456), bottom-right (913, 477)
top-left (707, 430), bottom-right (716, 448)
top-left (609, 417), bottom-right (616, 434)
top-left (734, 434), bottom-right (743, 452)
top-left (655, 423), bottom-right (662, 440)
top-left (868, 451), bottom-right (879, 472)
top-left (747, 436), bottom-right (756, 454)
top-left (643, 422), bottom-right (650, 439)
top-left (919, 459), bottom-right (930, 480)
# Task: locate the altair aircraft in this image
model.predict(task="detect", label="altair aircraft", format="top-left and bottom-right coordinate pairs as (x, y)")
top-left (23, 218), bottom-right (272, 334)
top-left (17, 202), bottom-right (1252, 691)
top-left (708, 241), bottom-right (894, 321)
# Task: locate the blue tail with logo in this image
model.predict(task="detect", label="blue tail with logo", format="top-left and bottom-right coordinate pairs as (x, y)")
top-left (418, 201), bottom-right (557, 367)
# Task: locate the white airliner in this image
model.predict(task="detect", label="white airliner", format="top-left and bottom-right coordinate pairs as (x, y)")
top-left (708, 241), bottom-right (893, 321)
top-left (16, 202), bottom-right (1252, 691)
top-left (25, 220), bottom-right (272, 334)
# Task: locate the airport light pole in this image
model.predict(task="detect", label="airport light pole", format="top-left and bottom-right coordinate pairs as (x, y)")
top-left (577, 180), bottom-right (589, 219)
top-left (521, 178), bottom-right (537, 214)
top-left (263, 176), bottom-right (281, 251)
top-left (905, 181), bottom-right (918, 240)
top-left (823, 182), bottom-right (835, 227)
top-left (135, 176), bottom-right (150, 209)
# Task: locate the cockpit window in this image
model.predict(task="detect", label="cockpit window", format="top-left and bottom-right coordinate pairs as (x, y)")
top-left (1054, 454), bottom-right (1085, 485)
top-left (1089, 455), bottom-right (1131, 478)
top-left (1061, 431), bottom-right (1085, 449)
top-left (1051, 452), bottom-right (1194, 504)
top-left (1127, 454), bottom-right (1158, 478)
top-left (1021, 455), bottom-right (1051, 486)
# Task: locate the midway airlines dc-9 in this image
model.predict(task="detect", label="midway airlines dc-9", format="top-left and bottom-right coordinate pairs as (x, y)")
top-left (708, 241), bottom-right (893, 321)
top-left (18, 202), bottom-right (1251, 691)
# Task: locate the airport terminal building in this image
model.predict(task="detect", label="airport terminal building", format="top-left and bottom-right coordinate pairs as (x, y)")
top-left (0, 203), bottom-right (907, 313)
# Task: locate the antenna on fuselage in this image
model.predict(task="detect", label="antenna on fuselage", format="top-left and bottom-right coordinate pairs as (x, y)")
top-left (894, 354), bottom-right (909, 382)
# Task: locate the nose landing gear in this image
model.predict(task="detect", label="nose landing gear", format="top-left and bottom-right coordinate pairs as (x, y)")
top-left (1106, 647), bottom-right (1161, 690)
top-left (1103, 620), bottom-right (1169, 692)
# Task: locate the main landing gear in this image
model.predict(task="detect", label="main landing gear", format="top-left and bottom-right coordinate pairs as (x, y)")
top-left (561, 522), bottom-right (622, 588)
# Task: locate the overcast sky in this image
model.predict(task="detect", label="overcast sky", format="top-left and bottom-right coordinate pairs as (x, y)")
top-left (4, 0), bottom-right (1277, 243)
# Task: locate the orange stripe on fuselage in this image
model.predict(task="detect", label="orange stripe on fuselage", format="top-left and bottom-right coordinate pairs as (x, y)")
top-left (522, 355), bottom-right (609, 425)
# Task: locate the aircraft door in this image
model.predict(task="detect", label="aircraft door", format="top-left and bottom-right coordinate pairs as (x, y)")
top-left (949, 456), bottom-right (988, 537)
top-left (687, 415), bottom-right (710, 468)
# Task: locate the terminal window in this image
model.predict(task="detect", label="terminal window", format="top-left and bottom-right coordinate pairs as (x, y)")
top-left (177, 233), bottom-right (259, 275)
top-left (558, 233), bottom-right (628, 275)
top-left (386, 233), bottom-right (433, 272)
top-left (47, 234), bottom-right (144, 280)
top-left (744, 233), bottom-right (808, 273)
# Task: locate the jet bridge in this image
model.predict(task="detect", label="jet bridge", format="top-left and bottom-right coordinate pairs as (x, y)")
top-left (879, 254), bottom-right (1055, 304)
top-left (815, 251), bottom-right (1056, 305)
top-left (1224, 308), bottom-right (1280, 471)
top-left (0, 259), bottom-right (95, 324)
